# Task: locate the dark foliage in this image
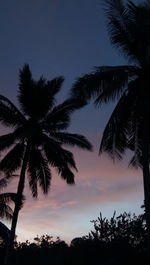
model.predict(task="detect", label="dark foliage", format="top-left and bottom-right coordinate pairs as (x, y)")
top-left (86, 211), bottom-right (147, 249)
top-left (0, 222), bottom-right (10, 245)
top-left (0, 212), bottom-right (150, 265)
top-left (0, 64), bottom-right (92, 196)
top-left (0, 175), bottom-right (17, 224)
top-left (71, 0), bottom-right (150, 250)
top-left (71, 0), bottom-right (150, 167)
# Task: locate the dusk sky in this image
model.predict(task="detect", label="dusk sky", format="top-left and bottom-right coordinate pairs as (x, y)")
top-left (0, 0), bottom-right (143, 243)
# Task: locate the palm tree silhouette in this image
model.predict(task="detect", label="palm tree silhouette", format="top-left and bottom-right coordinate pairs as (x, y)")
top-left (71, 0), bottom-right (150, 247)
top-left (0, 64), bottom-right (92, 265)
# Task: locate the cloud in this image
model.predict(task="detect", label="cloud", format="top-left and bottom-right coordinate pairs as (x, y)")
top-left (2, 132), bottom-right (144, 243)
top-left (13, 166), bottom-right (143, 242)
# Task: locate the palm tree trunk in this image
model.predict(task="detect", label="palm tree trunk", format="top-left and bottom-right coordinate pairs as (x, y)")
top-left (4, 144), bottom-right (30, 265)
top-left (142, 137), bottom-right (150, 249)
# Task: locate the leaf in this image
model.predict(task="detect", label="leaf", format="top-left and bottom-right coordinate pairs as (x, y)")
top-left (0, 193), bottom-right (17, 204)
top-left (104, 0), bottom-right (150, 64)
top-left (0, 221), bottom-right (10, 240)
top-left (44, 98), bottom-right (86, 131)
top-left (0, 95), bottom-right (26, 128)
top-left (27, 148), bottom-right (51, 197)
top-left (99, 87), bottom-right (136, 160)
top-left (0, 203), bottom-right (13, 220)
top-left (18, 64), bottom-right (65, 119)
top-left (71, 66), bottom-right (137, 105)
top-left (0, 177), bottom-right (8, 190)
top-left (50, 132), bottom-right (92, 151)
top-left (0, 133), bottom-right (16, 152)
top-left (0, 143), bottom-right (25, 174)
top-left (43, 136), bottom-right (76, 184)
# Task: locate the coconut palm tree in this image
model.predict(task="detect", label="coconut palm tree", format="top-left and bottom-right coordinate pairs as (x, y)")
top-left (71, 0), bottom-right (150, 247)
top-left (0, 64), bottom-right (92, 265)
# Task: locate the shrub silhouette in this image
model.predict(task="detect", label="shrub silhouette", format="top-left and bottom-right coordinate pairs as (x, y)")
top-left (0, 212), bottom-right (149, 265)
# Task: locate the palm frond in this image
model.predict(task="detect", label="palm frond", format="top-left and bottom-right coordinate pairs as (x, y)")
top-left (0, 174), bottom-right (19, 191)
top-left (0, 133), bottom-right (16, 152)
top-left (44, 98), bottom-right (86, 131)
top-left (0, 193), bottom-right (17, 204)
top-left (0, 143), bottom-right (25, 175)
top-left (0, 124), bottom-right (29, 152)
top-left (0, 221), bottom-right (10, 240)
top-left (18, 64), bottom-right (34, 117)
top-left (45, 143), bottom-right (76, 184)
top-left (43, 136), bottom-right (76, 184)
top-left (0, 95), bottom-right (26, 128)
top-left (127, 115), bottom-right (143, 169)
top-left (71, 66), bottom-right (137, 105)
top-left (50, 132), bottom-right (92, 151)
top-left (41, 76), bottom-right (65, 110)
top-left (99, 88), bottom-right (136, 160)
top-left (104, 0), bottom-right (138, 61)
top-left (129, 152), bottom-right (142, 169)
top-left (27, 163), bottom-right (38, 198)
top-left (57, 167), bottom-right (75, 184)
top-left (104, 0), bottom-right (150, 64)
top-left (0, 177), bottom-right (8, 190)
top-left (0, 203), bottom-right (13, 220)
top-left (18, 64), bottom-right (65, 120)
top-left (28, 148), bottom-right (51, 197)
top-left (43, 135), bottom-right (77, 169)
top-left (0, 192), bottom-right (25, 210)
top-left (37, 156), bottom-right (51, 195)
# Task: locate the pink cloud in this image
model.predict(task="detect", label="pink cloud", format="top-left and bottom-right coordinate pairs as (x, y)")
top-left (2, 132), bottom-right (144, 243)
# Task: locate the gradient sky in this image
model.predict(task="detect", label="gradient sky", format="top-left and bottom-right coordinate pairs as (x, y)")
top-left (0, 0), bottom-right (143, 243)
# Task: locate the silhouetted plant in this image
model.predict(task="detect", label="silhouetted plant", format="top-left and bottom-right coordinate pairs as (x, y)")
top-left (71, 0), bottom-right (150, 248)
top-left (69, 212), bottom-right (149, 265)
top-left (87, 211), bottom-right (147, 249)
top-left (0, 175), bottom-right (19, 263)
top-left (0, 222), bottom-right (10, 246)
top-left (0, 64), bottom-right (92, 265)
top-left (33, 234), bottom-right (68, 248)
top-left (0, 176), bottom-right (17, 222)
top-left (0, 174), bottom-right (20, 245)
top-left (0, 215), bottom-right (149, 265)
top-left (15, 235), bottom-right (69, 265)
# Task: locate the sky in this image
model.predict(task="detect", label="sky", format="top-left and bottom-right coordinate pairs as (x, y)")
top-left (0, 0), bottom-right (144, 243)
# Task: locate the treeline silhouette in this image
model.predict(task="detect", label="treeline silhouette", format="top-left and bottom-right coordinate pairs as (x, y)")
top-left (0, 212), bottom-right (150, 265)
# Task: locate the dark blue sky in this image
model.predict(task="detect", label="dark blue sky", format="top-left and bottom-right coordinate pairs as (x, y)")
top-left (0, 0), bottom-right (127, 133)
top-left (0, 0), bottom-right (125, 96)
top-left (1, 0), bottom-right (143, 242)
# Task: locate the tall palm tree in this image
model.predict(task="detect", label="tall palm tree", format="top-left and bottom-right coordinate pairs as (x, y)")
top-left (0, 64), bottom-right (92, 265)
top-left (71, 0), bottom-right (150, 247)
